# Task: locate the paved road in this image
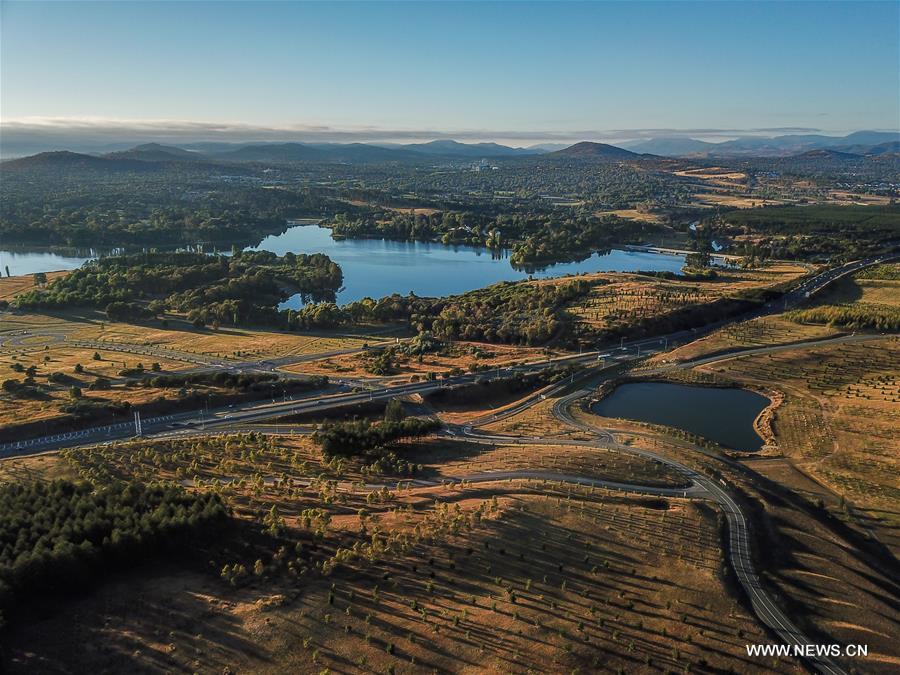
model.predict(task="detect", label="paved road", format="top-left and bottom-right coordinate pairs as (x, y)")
top-left (543, 385), bottom-right (849, 674)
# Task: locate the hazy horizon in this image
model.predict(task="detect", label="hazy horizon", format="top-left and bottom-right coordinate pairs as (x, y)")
top-left (2, 1), bottom-right (898, 156)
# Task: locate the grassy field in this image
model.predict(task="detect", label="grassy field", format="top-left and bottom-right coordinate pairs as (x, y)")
top-left (2, 433), bottom-right (791, 674)
top-left (0, 300), bottom-right (397, 429)
top-left (692, 339), bottom-right (900, 551)
top-left (784, 263), bottom-right (900, 332)
top-left (59, 310), bottom-right (382, 360)
top-left (292, 341), bottom-right (550, 381)
top-left (566, 263), bottom-right (808, 335)
top-left (726, 461), bottom-right (900, 674)
top-left (594, 208), bottom-right (664, 224)
top-left (564, 381), bottom-right (900, 673)
top-left (651, 315), bottom-right (840, 364)
top-left (0, 271), bottom-right (69, 301)
top-left (0, 347), bottom-right (190, 427)
top-left (808, 263), bottom-right (900, 309)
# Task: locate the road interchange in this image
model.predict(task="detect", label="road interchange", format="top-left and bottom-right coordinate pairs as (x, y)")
top-left (2, 255), bottom-right (895, 673)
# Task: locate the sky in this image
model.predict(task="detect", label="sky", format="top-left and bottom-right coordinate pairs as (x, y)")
top-left (1, 0), bottom-right (898, 149)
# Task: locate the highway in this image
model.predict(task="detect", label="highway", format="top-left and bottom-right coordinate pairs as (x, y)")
top-left (2, 254), bottom-right (892, 457)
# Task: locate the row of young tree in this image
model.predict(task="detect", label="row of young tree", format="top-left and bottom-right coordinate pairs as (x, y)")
top-left (0, 479), bottom-right (228, 623)
top-left (786, 304), bottom-right (900, 331)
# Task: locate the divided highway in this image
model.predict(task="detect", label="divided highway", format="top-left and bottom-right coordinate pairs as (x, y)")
top-left (2, 255), bottom-right (891, 458)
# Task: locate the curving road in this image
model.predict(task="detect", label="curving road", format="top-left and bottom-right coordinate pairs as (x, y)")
top-left (537, 387), bottom-right (849, 674)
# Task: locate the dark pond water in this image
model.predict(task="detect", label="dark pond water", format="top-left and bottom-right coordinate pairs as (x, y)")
top-left (249, 225), bottom-right (686, 307)
top-left (591, 381), bottom-right (769, 451)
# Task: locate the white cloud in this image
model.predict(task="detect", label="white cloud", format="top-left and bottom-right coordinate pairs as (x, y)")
top-left (0, 116), bottom-right (830, 151)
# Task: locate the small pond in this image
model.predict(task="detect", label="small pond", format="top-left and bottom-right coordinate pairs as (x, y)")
top-left (590, 381), bottom-right (769, 451)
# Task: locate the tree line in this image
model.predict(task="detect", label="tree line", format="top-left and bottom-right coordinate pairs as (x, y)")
top-left (0, 479), bottom-right (228, 623)
top-left (13, 250), bottom-right (342, 327)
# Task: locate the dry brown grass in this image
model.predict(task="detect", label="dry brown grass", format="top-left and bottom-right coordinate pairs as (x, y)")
top-left (291, 342), bottom-right (549, 381)
top-left (479, 398), bottom-right (589, 439)
top-left (594, 208), bottom-right (664, 223)
top-left (726, 465), bottom-right (900, 674)
top-left (568, 263), bottom-right (808, 333)
top-left (826, 191), bottom-right (894, 206)
top-left (0, 271), bottom-right (69, 301)
top-left (691, 193), bottom-right (786, 209)
top-left (0, 347), bottom-right (189, 427)
top-left (67, 315), bottom-right (376, 359)
top-left (673, 167), bottom-right (748, 183)
top-left (5, 465), bottom-right (790, 674)
top-left (3, 308), bottom-right (385, 360)
top-left (649, 315), bottom-right (840, 365)
top-left (814, 272), bottom-right (900, 308)
top-left (694, 339), bottom-right (900, 552)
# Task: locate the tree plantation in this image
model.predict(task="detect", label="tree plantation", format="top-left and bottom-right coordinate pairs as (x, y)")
top-left (0, 479), bottom-right (228, 622)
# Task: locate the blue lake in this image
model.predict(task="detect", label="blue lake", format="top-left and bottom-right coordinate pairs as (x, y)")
top-left (249, 225), bottom-right (686, 307)
top-left (0, 249), bottom-right (95, 276)
top-left (0, 224), bottom-right (688, 306)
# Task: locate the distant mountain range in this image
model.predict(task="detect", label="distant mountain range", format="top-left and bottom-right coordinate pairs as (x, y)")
top-left (621, 131), bottom-right (900, 157)
top-left (2, 132), bottom-right (896, 173)
top-left (399, 140), bottom-right (542, 157)
top-left (0, 150), bottom-right (160, 172)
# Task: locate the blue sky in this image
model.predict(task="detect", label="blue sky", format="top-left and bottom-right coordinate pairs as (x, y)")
top-left (1, 1), bottom-right (898, 145)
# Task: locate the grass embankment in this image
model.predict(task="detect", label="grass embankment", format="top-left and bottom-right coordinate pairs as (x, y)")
top-left (291, 341), bottom-right (547, 381)
top-left (723, 461), bottom-right (900, 675)
top-left (650, 315), bottom-right (840, 364)
top-left (0, 348), bottom-right (188, 428)
top-left (0, 271), bottom-right (69, 301)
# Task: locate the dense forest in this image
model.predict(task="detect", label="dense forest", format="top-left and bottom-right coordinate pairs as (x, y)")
top-left (312, 416), bottom-right (441, 475)
top-left (0, 479), bottom-right (228, 622)
top-left (13, 250), bottom-right (342, 325)
top-left (508, 214), bottom-right (665, 267)
top-left (786, 304), bottom-right (900, 331)
top-left (289, 279), bottom-right (592, 346)
top-left (724, 204), bottom-right (900, 260)
top-left (0, 162), bottom-right (353, 247)
top-left (327, 210), bottom-right (662, 266)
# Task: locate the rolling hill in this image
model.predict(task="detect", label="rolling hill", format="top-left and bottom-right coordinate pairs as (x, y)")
top-left (0, 151), bottom-right (158, 172)
top-left (401, 140), bottom-right (541, 157)
top-left (620, 137), bottom-right (717, 156)
top-left (105, 143), bottom-right (206, 162)
top-left (546, 141), bottom-right (640, 160)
